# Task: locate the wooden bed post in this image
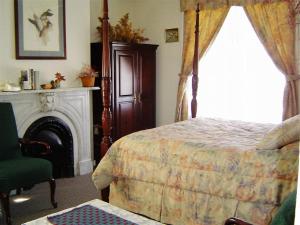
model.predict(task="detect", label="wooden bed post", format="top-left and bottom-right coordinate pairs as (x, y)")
top-left (191, 3), bottom-right (200, 118)
top-left (100, 0), bottom-right (112, 158)
top-left (100, 0), bottom-right (111, 202)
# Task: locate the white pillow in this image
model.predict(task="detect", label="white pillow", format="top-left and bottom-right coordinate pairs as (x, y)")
top-left (257, 114), bottom-right (300, 150)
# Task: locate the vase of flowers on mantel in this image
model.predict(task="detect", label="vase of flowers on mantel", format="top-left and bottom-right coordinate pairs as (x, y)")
top-left (78, 65), bottom-right (98, 87)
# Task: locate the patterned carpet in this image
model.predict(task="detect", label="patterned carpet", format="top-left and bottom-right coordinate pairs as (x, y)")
top-left (0, 173), bottom-right (100, 225)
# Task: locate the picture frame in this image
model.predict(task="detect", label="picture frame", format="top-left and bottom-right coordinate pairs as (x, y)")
top-left (165, 28), bottom-right (179, 43)
top-left (15, 0), bottom-right (66, 59)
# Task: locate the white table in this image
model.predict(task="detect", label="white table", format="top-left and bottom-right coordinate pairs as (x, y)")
top-left (23, 199), bottom-right (163, 225)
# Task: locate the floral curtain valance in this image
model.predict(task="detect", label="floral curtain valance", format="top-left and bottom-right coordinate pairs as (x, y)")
top-left (180, 0), bottom-right (293, 11)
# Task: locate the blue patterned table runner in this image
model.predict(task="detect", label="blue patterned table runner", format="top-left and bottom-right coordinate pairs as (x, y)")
top-left (47, 204), bottom-right (139, 225)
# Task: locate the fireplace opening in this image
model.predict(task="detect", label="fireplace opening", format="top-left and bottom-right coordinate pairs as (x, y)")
top-left (24, 116), bottom-right (74, 178)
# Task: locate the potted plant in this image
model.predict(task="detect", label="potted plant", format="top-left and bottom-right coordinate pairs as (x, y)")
top-left (78, 65), bottom-right (97, 87)
top-left (97, 13), bottom-right (149, 43)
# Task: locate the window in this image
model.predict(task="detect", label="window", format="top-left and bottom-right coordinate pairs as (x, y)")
top-left (189, 6), bottom-right (285, 124)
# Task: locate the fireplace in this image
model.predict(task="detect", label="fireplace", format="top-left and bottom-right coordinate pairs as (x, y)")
top-left (24, 116), bottom-right (74, 178)
top-left (0, 87), bottom-right (99, 176)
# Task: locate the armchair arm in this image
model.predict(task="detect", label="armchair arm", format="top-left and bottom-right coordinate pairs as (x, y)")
top-left (19, 138), bottom-right (51, 156)
top-left (224, 217), bottom-right (253, 225)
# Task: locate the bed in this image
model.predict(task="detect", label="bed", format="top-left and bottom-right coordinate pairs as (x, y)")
top-left (93, 1), bottom-right (299, 225)
top-left (93, 117), bottom-right (299, 225)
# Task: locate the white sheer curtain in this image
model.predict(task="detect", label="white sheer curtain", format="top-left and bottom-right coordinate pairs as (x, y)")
top-left (188, 6), bottom-right (285, 124)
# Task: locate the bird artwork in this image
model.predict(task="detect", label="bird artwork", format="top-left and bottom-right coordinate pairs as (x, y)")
top-left (28, 9), bottom-right (54, 45)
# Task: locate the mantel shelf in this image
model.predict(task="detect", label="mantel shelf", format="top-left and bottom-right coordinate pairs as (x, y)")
top-left (0, 87), bottom-right (100, 96)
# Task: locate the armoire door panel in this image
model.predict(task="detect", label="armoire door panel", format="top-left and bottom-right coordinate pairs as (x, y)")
top-left (138, 49), bottom-right (156, 130)
top-left (139, 51), bottom-right (156, 100)
top-left (140, 100), bottom-right (155, 130)
top-left (118, 55), bottom-right (134, 97)
top-left (116, 101), bottom-right (136, 139)
top-left (115, 50), bottom-right (138, 99)
top-left (113, 47), bottom-right (139, 140)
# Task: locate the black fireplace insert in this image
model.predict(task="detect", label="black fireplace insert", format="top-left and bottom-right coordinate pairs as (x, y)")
top-left (24, 116), bottom-right (74, 178)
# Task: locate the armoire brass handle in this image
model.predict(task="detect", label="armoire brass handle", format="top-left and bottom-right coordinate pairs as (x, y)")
top-left (137, 93), bottom-right (141, 102)
top-left (133, 93), bottom-right (142, 102)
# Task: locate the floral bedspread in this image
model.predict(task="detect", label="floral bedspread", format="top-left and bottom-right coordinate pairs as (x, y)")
top-left (92, 118), bottom-right (298, 225)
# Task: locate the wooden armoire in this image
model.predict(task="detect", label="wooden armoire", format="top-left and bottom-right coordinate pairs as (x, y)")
top-left (91, 42), bottom-right (158, 162)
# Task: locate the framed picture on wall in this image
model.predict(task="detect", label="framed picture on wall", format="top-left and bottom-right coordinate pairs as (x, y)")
top-left (165, 28), bottom-right (179, 43)
top-left (15, 0), bottom-right (66, 59)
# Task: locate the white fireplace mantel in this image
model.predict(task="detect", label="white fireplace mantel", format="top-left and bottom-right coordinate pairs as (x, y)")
top-left (0, 87), bottom-right (100, 176)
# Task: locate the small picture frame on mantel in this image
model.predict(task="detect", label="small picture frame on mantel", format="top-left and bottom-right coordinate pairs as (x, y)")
top-left (165, 28), bottom-right (179, 43)
top-left (15, 0), bottom-right (66, 59)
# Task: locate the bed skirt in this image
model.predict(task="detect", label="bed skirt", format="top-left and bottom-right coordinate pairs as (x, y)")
top-left (109, 178), bottom-right (295, 225)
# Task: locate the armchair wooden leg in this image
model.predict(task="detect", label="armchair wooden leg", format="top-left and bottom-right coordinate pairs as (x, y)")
top-left (0, 192), bottom-right (11, 225)
top-left (49, 179), bottom-right (57, 208)
top-left (16, 188), bottom-right (21, 195)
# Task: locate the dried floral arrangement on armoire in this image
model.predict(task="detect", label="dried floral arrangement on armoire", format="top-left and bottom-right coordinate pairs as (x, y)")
top-left (97, 13), bottom-right (149, 43)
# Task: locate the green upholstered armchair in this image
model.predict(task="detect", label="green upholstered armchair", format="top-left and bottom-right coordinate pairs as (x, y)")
top-left (224, 190), bottom-right (297, 225)
top-left (0, 102), bottom-right (57, 225)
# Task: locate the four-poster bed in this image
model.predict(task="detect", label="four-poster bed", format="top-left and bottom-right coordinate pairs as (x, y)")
top-left (99, 0), bottom-right (112, 202)
top-left (94, 0), bottom-right (299, 224)
top-left (100, 0), bottom-right (112, 160)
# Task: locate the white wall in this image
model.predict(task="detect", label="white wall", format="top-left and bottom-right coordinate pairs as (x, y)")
top-left (91, 0), bottom-right (183, 126)
top-left (130, 0), bottom-right (183, 126)
top-left (0, 0), bottom-right (91, 88)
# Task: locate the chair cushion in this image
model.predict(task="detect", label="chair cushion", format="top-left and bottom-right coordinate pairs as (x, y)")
top-left (270, 190), bottom-right (297, 225)
top-left (0, 102), bottom-right (22, 160)
top-left (0, 157), bottom-right (52, 193)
